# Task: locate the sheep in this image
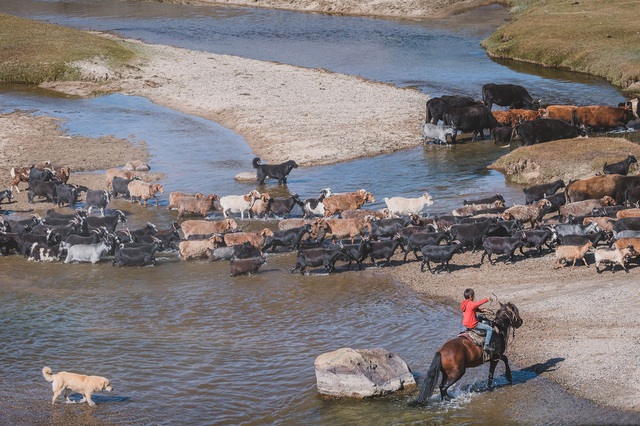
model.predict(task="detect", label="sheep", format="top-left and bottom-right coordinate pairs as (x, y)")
top-left (179, 235), bottom-right (225, 260)
top-left (219, 190), bottom-right (262, 219)
top-left (169, 191), bottom-right (204, 210)
top-left (503, 200), bottom-right (551, 228)
top-left (594, 244), bottom-right (637, 273)
top-left (553, 241), bottom-right (593, 270)
top-left (452, 200), bottom-right (505, 217)
top-left (322, 189), bottom-right (375, 217)
top-left (323, 217), bottom-right (372, 244)
top-left (223, 228), bottom-right (274, 250)
top-left (128, 181), bottom-right (164, 206)
top-left (176, 194), bottom-right (219, 218)
top-left (559, 196), bottom-right (617, 219)
top-left (383, 192), bottom-right (433, 216)
top-left (180, 218), bottom-right (238, 239)
top-left (105, 168), bottom-right (137, 192)
top-left (341, 208), bottom-right (391, 221)
top-left (250, 192), bottom-right (272, 219)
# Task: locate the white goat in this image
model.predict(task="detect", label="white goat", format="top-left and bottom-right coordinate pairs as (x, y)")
top-left (64, 242), bottom-right (111, 264)
top-left (594, 245), bottom-right (637, 273)
top-left (422, 123), bottom-right (456, 145)
top-left (219, 190), bottom-right (261, 219)
top-left (384, 192), bottom-right (434, 216)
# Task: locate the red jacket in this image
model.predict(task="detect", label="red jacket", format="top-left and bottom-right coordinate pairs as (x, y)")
top-left (460, 298), bottom-right (489, 329)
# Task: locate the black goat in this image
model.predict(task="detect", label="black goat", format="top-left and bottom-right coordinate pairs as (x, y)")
top-left (603, 154), bottom-right (637, 176)
top-left (420, 243), bottom-right (464, 273)
top-left (523, 179), bottom-right (565, 204)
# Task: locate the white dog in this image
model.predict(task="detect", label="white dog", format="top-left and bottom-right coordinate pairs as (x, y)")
top-left (42, 366), bottom-right (112, 406)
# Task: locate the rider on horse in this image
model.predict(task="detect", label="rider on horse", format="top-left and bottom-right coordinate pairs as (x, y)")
top-left (460, 288), bottom-right (493, 352)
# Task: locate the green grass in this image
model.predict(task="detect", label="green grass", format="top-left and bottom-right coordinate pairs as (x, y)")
top-left (0, 14), bottom-right (137, 84)
top-left (482, 0), bottom-right (640, 97)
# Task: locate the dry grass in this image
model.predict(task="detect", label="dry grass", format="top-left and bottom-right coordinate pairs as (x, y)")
top-left (0, 14), bottom-right (136, 84)
top-left (489, 136), bottom-right (640, 184)
top-left (482, 0), bottom-right (640, 97)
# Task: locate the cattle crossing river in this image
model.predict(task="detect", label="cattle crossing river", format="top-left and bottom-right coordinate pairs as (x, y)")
top-left (0, 1), bottom-right (638, 424)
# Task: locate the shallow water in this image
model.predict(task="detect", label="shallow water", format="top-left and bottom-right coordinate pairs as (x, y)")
top-left (1, 1), bottom-right (640, 424)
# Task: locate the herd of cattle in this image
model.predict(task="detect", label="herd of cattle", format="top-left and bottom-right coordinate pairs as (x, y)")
top-left (1, 83), bottom-right (639, 275)
top-left (421, 83), bottom-right (639, 145)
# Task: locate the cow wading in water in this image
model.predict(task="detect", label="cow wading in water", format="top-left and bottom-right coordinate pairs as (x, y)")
top-left (482, 83), bottom-right (540, 111)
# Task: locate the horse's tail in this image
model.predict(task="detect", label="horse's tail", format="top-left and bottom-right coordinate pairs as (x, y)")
top-left (408, 351), bottom-right (441, 407)
top-left (252, 157), bottom-right (262, 169)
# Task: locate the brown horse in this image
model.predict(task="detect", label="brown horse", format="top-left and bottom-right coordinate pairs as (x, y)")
top-left (409, 302), bottom-right (523, 406)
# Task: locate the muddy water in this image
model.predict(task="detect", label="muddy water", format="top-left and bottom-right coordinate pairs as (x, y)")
top-left (1, 1), bottom-right (640, 424)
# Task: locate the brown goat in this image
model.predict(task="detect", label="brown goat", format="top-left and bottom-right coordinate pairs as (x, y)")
top-left (223, 228), bottom-right (274, 249)
top-left (177, 194), bottom-right (219, 218)
top-left (323, 217), bottom-right (372, 244)
top-left (179, 235), bottom-right (225, 260)
top-left (554, 241), bottom-right (593, 269)
top-left (322, 189), bottom-right (375, 217)
top-left (181, 218), bottom-right (238, 239)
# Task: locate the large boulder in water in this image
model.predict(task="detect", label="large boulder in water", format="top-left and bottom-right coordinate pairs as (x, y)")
top-left (314, 347), bottom-right (415, 398)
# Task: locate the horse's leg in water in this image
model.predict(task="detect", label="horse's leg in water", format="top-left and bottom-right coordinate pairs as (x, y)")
top-left (501, 354), bottom-right (512, 384)
top-left (488, 359), bottom-right (499, 389)
top-left (440, 367), bottom-right (464, 400)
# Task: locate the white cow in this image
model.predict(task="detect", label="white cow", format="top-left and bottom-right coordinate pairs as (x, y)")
top-left (384, 192), bottom-right (434, 216)
top-left (422, 123), bottom-right (457, 145)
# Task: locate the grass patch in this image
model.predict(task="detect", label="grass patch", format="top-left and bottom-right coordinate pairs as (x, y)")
top-left (0, 14), bottom-right (137, 84)
top-left (489, 136), bottom-right (640, 184)
top-left (482, 0), bottom-right (640, 97)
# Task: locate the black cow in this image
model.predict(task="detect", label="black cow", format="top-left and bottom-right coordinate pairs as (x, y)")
top-left (268, 193), bottom-right (304, 218)
top-left (369, 238), bottom-right (405, 267)
top-left (523, 179), bottom-right (566, 204)
top-left (28, 180), bottom-right (60, 204)
top-left (480, 236), bottom-right (527, 265)
top-left (482, 83), bottom-right (540, 111)
top-left (603, 154), bottom-right (637, 176)
top-left (420, 243), bottom-right (464, 273)
top-left (340, 238), bottom-right (374, 271)
top-left (463, 194), bottom-right (505, 206)
top-left (290, 246), bottom-right (349, 275)
top-left (402, 231), bottom-right (451, 261)
top-left (522, 228), bottom-right (557, 256)
top-left (443, 104), bottom-right (500, 142)
top-left (516, 114), bottom-right (587, 146)
top-left (55, 184), bottom-right (78, 209)
top-left (491, 125), bottom-right (515, 144)
top-left (85, 189), bottom-right (111, 216)
top-left (449, 219), bottom-right (500, 252)
top-left (253, 157), bottom-right (299, 185)
top-left (230, 256), bottom-right (267, 276)
top-left (425, 95), bottom-right (479, 124)
top-left (369, 216), bottom-right (417, 240)
top-left (85, 209), bottom-right (127, 232)
top-left (263, 224), bottom-right (313, 253)
top-left (112, 176), bottom-right (139, 199)
top-left (0, 189), bottom-right (14, 204)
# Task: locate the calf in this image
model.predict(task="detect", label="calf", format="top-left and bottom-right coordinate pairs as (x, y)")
top-left (522, 228), bottom-right (557, 256)
top-left (128, 181), bottom-right (164, 206)
top-left (383, 192), bottom-right (433, 216)
top-left (85, 189), bottom-right (111, 216)
top-left (64, 241), bottom-right (111, 264)
top-left (323, 189), bottom-right (375, 217)
top-left (229, 256), bottom-right (267, 276)
top-left (553, 241), bottom-right (593, 269)
top-left (219, 190), bottom-right (263, 219)
top-left (262, 224), bottom-right (314, 252)
top-left (180, 218), bottom-right (238, 239)
top-left (480, 236), bottom-right (527, 265)
top-left (420, 243), bottom-right (464, 273)
top-left (177, 194), bottom-right (219, 218)
top-left (490, 125), bottom-right (515, 145)
top-left (290, 246), bottom-right (349, 275)
top-left (421, 122), bottom-right (456, 145)
top-left (594, 245), bottom-right (637, 273)
top-left (603, 154), bottom-right (637, 176)
top-left (523, 179), bottom-right (565, 204)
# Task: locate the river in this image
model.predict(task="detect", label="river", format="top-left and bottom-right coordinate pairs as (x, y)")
top-left (0, 1), bottom-right (638, 425)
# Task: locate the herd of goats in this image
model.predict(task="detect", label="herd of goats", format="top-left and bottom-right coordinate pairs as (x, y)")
top-left (1, 83), bottom-right (640, 276)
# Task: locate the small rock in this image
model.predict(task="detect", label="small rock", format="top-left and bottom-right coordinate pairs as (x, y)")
top-left (234, 171), bottom-right (257, 182)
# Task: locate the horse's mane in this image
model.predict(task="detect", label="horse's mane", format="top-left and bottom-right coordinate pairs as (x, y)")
top-left (494, 302), bottom-right (522, 332)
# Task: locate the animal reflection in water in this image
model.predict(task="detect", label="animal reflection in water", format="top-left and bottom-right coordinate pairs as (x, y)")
top-left (409, 302), bottom-right (523, 406)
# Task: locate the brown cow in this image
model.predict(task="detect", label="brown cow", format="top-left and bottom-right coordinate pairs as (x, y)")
top-left (566, 175), bottom-right (640, 204)
top-left (544, 105), bottom-right (635, 129)
top-left (492, 109), bottom-right (541, 127)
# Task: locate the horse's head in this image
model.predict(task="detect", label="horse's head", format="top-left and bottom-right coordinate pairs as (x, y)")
top-left (497, 302), bottom-right (523, 329)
